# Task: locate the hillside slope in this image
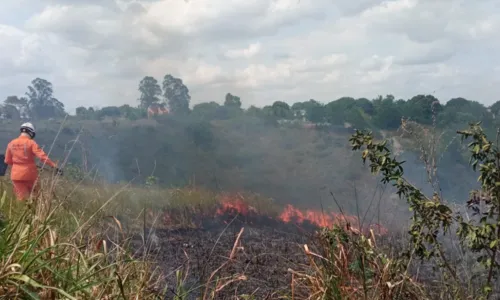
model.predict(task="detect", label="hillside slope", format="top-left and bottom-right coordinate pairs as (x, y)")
top-left (0, 116), bottom-right (478, 220)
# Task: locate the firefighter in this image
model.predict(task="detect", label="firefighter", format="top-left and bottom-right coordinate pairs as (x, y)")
top-left (3, 122), bottom-right (62, 200)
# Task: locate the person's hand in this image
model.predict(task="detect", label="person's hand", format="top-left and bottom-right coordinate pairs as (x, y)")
top-left (55, 168), bottom-right (63, 176)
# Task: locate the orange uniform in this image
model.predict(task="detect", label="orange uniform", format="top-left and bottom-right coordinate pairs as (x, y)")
top-left (4, 135), bottom-right (57, 200)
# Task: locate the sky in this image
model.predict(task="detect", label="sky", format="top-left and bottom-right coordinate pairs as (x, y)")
top-left (1, 0), bottom-right (500, 114)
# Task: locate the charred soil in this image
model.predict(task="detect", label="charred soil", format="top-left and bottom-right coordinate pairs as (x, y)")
top-left (132, 214), bottom-right (321, 299)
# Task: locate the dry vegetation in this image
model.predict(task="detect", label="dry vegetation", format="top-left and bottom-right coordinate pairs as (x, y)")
top-left (0, 178), bottom-right (164, 299)
top-left (0, 168), bottom-right (430, 299)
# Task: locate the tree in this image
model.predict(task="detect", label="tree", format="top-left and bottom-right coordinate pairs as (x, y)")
top-left (192, 102), bottom-right (222, 120)
top-left (4, 96), bottom-right (28, 118)
top-left (75, 107), bottom-right (100, 120)
top-left (118, 104), bottom-right (144, 120)
top-left (224, 93), bottom-right (242, 108)
top-left (138, 76), bottom-right (162, 109)
top-left (405, 94), bottom-right (442, 124)
top-left (291, 102), bottom-right (305, 118)
top-left (355, 98), bottom-right (374, 115)
top-left (2, 104), bottom-right (20, 120)
top-left (308, 106), bottom-right (326, 123)
top-left (372, 95), bottom-right (403, 129)
top-left (324, 98), bottom-right (355, 125)
top-left (75, 106), bottom-right (88, 118)
top-left (163, 74), bottom-right (190, 115)
top-left (99, 106), bottom-right (121, 119)
top-left (246, 105), bottom-right (262, 117)
top-left (292, 99), bottom-right (325, 122)
top-left (271, 101), bottom-right (292, 119)
top-left (26, 78), bottom-right (65, 119)
top-left (333, 97), bottom-right (356, 109)
top-left (489, 100), bottom-right (500, 117)
top-left (440, 98), bottom-right (491, 127)
top-left (323, 98), bottom-right (369, 128)
top-left (445, 97), bottom-right (472, 110)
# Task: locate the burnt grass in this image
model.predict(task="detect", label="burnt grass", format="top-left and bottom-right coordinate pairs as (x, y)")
top-left (131, 213), bottom-right (322, 299)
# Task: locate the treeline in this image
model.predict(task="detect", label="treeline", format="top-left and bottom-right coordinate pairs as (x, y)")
top-left (0, 78), bottom-right (65, 120)
top-left (3, 75), bottom-right (500, 132)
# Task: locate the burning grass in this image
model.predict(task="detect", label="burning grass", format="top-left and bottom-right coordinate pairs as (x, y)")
top-left (132, 204), bottom-right (422, 299)
top-left (148, 191), bottom-right (388, 236)
top-left (0, 174), bottom-right (421, 299)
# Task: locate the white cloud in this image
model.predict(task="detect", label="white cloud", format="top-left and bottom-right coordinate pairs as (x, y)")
top-left (183, 61), bottom-right (226, 85)
top-left (360, 55), bottom-right (391, 71)
top-left (138, 0), bottom-right (325, 39)
top-left (359, 56), bottom-right (394, 84)
top-left (320, 71), bottom-right (341, 83)
top-left (1, 0), bottom-right (500, 112)
top-left (225, 43), bottom-right (262, 59)
top-left (0, 25), bottom-right (56, 76)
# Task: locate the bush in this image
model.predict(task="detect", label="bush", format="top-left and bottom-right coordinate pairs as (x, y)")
top-left (290, 226), bottom-right (427, 300)
top-left (349, 122), bottom-right (500, 299)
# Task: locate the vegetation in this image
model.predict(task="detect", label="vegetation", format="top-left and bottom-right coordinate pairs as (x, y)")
top-left (347, 122), bottom-right (500, 299)
top-left (0, 174), bottom-right (165, 299)
top-left (290, 226), bottom-right (426, 300)
top-left (1, 75), bottom-right (498, 131)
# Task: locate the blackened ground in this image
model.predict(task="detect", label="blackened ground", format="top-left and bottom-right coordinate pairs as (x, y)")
top-left (131, 214), bottom-right (320, 299)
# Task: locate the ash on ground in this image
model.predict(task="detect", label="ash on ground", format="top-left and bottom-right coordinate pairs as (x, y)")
top-left (131, 214), bottom-right (319, 299)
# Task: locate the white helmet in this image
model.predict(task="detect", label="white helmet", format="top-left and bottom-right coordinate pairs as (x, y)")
top-left (20, 122), bottom-right (36, 138)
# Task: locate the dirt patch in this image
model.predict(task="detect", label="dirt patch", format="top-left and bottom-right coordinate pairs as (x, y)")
top-left (131, 215), bottom-right (320, 299)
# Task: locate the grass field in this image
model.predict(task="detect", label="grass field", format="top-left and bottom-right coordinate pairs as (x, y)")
top-left (0, 117), bottom-right (497, 299)
top-left (0, 169), bottom-right (432, 299)
top-left (1, 169), bottom-right (487, 300)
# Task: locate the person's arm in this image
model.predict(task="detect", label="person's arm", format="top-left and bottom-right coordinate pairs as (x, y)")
top-left (31, 141), bottom-right (57, 168)
top-left (4, 145), bottom-right (13, 165)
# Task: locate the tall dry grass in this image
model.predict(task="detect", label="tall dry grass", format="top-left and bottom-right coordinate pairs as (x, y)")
top-left (0, 171), bottom-right (284, 300)
top-left (2, 171), bottom-right (480, 300)
top-left (0, 173), bottom-right (166, 299)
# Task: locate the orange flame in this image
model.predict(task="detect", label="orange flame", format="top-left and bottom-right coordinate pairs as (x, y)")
top-left (279, 205), bottom-right (356, 229)
top-left (216, 198), bottom-right (388, 235)
top-left (216, 197), bottom-right (257, 216)
top-left (155, 192), bottom-right (388, 235)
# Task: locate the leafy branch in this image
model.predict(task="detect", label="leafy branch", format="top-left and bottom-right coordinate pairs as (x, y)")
top-left (349, 123), bottom-right (500, 298)
top-left (456, 123), bottom-right (500, 296)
